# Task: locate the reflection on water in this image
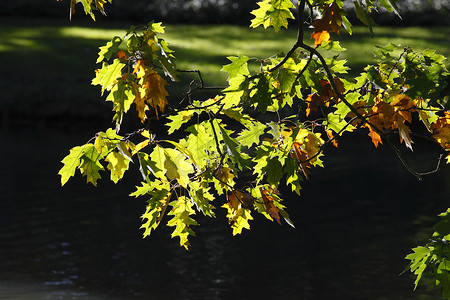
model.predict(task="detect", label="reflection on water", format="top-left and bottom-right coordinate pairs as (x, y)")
top-left (0, 127), bottom-right (448, 299)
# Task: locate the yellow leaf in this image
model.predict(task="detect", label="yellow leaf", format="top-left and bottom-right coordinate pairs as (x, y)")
top-left (132, 82), bottom-right (149, 123)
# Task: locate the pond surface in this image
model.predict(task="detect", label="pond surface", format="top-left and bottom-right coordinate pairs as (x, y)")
top-left (0, 127), bottom-right (448, 299)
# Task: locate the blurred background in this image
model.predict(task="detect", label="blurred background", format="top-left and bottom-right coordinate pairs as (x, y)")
top-left (0, 1), bottom-right (449, 299)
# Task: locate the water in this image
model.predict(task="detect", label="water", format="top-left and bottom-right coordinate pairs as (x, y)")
top-left (0, 127), bottom-right (448, 299)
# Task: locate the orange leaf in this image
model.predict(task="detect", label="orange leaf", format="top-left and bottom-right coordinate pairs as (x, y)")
top-left (133, 59), bottom-right (145, 77)
top-left (116, 50), bottom-right (128, 62)
top-left (369, 100), bottom-right (396, 129)
top-left (311, 2), bottom-right (342, 47)
top-left (311, 31), bottom-right (331, 48)
top-left (368, 127), bottom-right (382, 148)
top-left (431, 112), bottom-right (450, 150)
top-left (260, 188), bottom-right (281, 225)
top-left (326, 129), bottom-right (338, 147)
top-left (290, 142), bottom-right (311, 179)
top-left (392, 94), bottom-right (414, 124)
top-left (141, 71), bottom-right (169, 117)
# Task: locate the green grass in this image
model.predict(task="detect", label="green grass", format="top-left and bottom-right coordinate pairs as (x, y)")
top-left (0, 18), bottom-right (448, 121)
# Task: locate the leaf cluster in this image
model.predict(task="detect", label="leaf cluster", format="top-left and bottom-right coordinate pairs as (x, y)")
top-left (60, 0), bottom-right (449, 267)
top-left (405, 209), bottom-right (450, 298)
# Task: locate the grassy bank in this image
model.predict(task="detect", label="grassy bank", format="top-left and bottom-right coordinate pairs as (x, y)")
top-left (1, 18), bottom-right (449, 125)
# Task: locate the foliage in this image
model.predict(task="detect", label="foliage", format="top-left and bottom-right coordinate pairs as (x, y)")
top-left (405, 209), bottom-right (450, 298)
top-left (58, 0), bottom-right (449, 296)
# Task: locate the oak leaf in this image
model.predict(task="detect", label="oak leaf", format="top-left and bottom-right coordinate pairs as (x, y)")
top-left (305, 79), bottom-right (344, 116)
top-left (260, 187), bottom-right (281, 225)
top-left (141, 70), bottom-right (169, 117)
top-left (222, 191), bottom-right (253, 235)
top-left (431, 112), bottom-right (450, 150)
top-left (132, 82), bottom-right (149, 123)
top-left (311, 2), bottom-right (342, 47)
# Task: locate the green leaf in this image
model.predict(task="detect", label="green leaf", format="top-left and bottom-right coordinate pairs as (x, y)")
top-left (284, 157), bottom-right (303, 195)
top-left (222, 75), bottom-right (250, 109)
top-left (59, 146), bottom-right (85, 186)
top-left (277, 67), bottom-right (297, 93)
top-left (106, 78), bottom-right (135, 128)
top-left (325, 57), bottom-right (349, 74)
top-left (433, 209), bottom-right (450, 239)
top-left (80, 0), bottom-right (95, 19)
top-left (250, 0), bottom-right (295, 32)
top-left (265, 157), bottom-right (284, 187)
top-left (250, 0), bottom-right (272, 29)
top-left (189, 181), bottom-right (215, 217)
top-left (105, 151), bottom-right (130, 183)
top-left (78, 144), bottom-right (104, 186)
top-left (167, 196), bottom-right (198, 249)
top-left (161, 139), bottom-right (199, 171)
top-left (379, 0), bottom-right (401, 17)
top-left (253, 142), bottom-right (285, 187)
top-left (163, 148), bottom-right (194, 188)
top-left (140, 187), bottom-right (170, 238)
top-left (325, 112), bottom-right (354, 135)
top-left (405, 246), bottom-right (432, 289)
top-left (341, 15), bottom-right (353, 35)
top-left (166, 110), bottom-right (194, 135)
top-left (130, 181), bottom-right (153, 198)
top-left (181, 122), bottom-right (217, 169)
top-left (218, 123), bottom-right (249, 170)
top-left (94, 128), bottom-right (123, 156)
top-left (146, 144), bottom-right (165, 180)
top-left (320, 41), bottom-right (347, 52)
top-left (352, 0), bottom-right (375, 36)
top-left (267, 0), bottom-right (295, 32)
top-left (221, 55), bottom-right (250, 80)
top-left (333, 92), bottom-right (361, 119)
top-left (237, 121), bottom-right (266, 148)
top-left (91, 59), bottom-right (125, 95)
top-left (97, 36), bottom-right (122, 64)
top-left (436, 267), bottom-right (450, 298)
top-left (156, 40), bottom-right (179, 82)
top-left (250, 75), bottom-right (272, 112)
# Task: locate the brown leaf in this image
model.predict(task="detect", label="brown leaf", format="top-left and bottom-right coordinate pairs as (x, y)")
top-left (311, 2), bottom-right (342, 47)
top-left (227, 190), bottom-right (255, 209)
top-left (397, 115), bottom-right (413, 151)
top-left (226, 190), bottom-right (241, 211)
top-left (305, 93), bottom-right (324, 116)
top-left (305, 79), bottom-right (344, 116)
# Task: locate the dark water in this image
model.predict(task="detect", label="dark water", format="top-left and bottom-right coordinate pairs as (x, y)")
top-left (0, 127), bottom-right (448, 299)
